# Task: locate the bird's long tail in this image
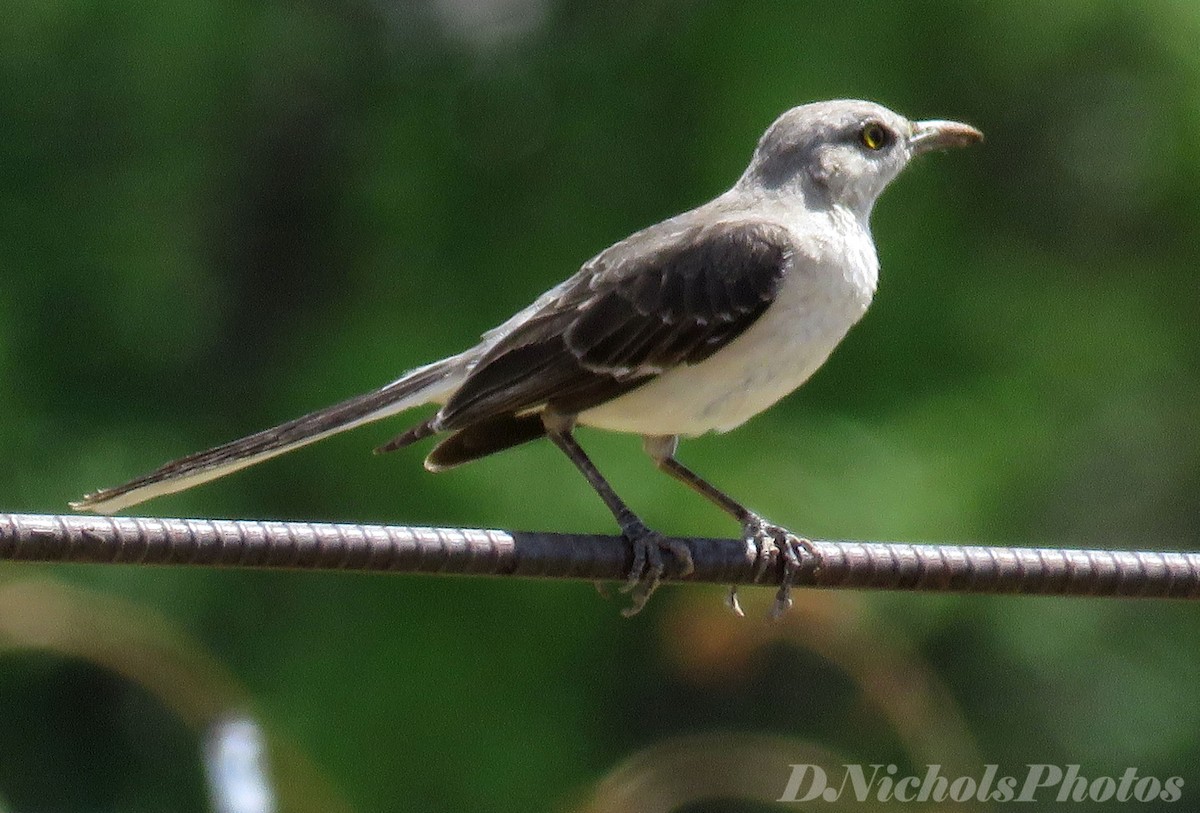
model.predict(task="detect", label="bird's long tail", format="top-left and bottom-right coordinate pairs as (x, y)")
top-left (71, 355), bottom-right (468, 514)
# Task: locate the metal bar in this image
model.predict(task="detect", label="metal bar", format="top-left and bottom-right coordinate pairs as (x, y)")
top-left (0, 513), bottom-right (1197, 598)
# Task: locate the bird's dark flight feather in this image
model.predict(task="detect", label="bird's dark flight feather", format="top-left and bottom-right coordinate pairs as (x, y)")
top-left (425, 414), bottom-right (548, 470)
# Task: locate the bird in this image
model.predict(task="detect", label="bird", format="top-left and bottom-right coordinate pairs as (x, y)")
top-left (73, 99), bottom-right (982, 616)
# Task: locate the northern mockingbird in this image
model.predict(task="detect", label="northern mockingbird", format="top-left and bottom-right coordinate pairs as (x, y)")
top-left (73, 99), bottom-right (982, 616)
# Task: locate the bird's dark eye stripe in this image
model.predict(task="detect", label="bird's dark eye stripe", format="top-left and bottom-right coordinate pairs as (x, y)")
top-left (859, 122), bottom-right (891, 150)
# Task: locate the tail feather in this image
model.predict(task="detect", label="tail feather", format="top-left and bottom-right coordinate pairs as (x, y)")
top-left (71, 358), bottom-right (463, 514)
top-left (373, 417), bottom-right (439, 454)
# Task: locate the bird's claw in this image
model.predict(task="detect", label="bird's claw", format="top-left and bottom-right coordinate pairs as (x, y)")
top-left (770, 529), bottom-right (818, 620)
top-left (618, 522), bottom-right (693, 617)
top-left (725, 585), bottom-right (745, 617)
top-left (729, 516), bottom-right (818, 619)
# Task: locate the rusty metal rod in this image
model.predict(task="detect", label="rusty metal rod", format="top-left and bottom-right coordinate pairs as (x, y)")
top-left (0, 513), bottom-right (1197, 598)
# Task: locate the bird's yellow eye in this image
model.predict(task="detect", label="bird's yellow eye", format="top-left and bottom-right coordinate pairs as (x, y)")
top-left (860, 122), bottom-right (889, 150)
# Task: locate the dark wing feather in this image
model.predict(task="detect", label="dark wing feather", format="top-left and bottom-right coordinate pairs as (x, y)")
top-left (439, 219), bottom-right (793, 429)
top-left (426, 413), bottom-right (548, 470)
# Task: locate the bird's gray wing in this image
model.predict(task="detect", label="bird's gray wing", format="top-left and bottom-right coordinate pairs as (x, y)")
top-left (437, 219), bottom-right (793, 428)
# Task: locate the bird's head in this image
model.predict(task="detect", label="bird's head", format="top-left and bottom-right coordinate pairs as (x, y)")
top-left (739, 100), bottom-right (982, 218)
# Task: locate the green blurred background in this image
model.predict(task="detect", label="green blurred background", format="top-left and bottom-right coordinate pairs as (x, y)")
top-left (2, 0), bottom-right (1199, 810)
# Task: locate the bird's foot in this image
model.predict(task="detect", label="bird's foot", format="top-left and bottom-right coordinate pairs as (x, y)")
top-left (618, 520), bottom-right (693, 617)
top-left (727, 516), bottom-right (818, 620)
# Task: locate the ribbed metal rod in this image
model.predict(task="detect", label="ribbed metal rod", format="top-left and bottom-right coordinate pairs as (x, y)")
top-left (0, 513), bottom-right (1198, 598)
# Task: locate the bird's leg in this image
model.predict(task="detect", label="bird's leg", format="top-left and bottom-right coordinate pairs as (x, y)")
top-left (542, 413), bottom-right (693, 616)
top-left (642, 435), bottom-right (816, 618)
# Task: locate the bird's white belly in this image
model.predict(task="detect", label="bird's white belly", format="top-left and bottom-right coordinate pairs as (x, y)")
top-left (579, 233), bottom-right (877, 437)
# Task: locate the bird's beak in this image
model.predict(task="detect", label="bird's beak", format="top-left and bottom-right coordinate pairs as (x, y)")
top-left (909, 119), bottom-right (984, 156)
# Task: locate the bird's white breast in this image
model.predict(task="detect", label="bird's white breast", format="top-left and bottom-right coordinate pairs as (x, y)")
top-left (579, 205), bottom-right (878, 437)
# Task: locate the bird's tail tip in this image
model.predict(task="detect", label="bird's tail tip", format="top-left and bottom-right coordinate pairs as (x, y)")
top-left (69, 490), bottom-right (123, 514)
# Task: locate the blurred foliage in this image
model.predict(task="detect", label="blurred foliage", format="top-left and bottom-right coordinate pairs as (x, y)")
top-left (1, 0), bottom-right (1199, 810)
